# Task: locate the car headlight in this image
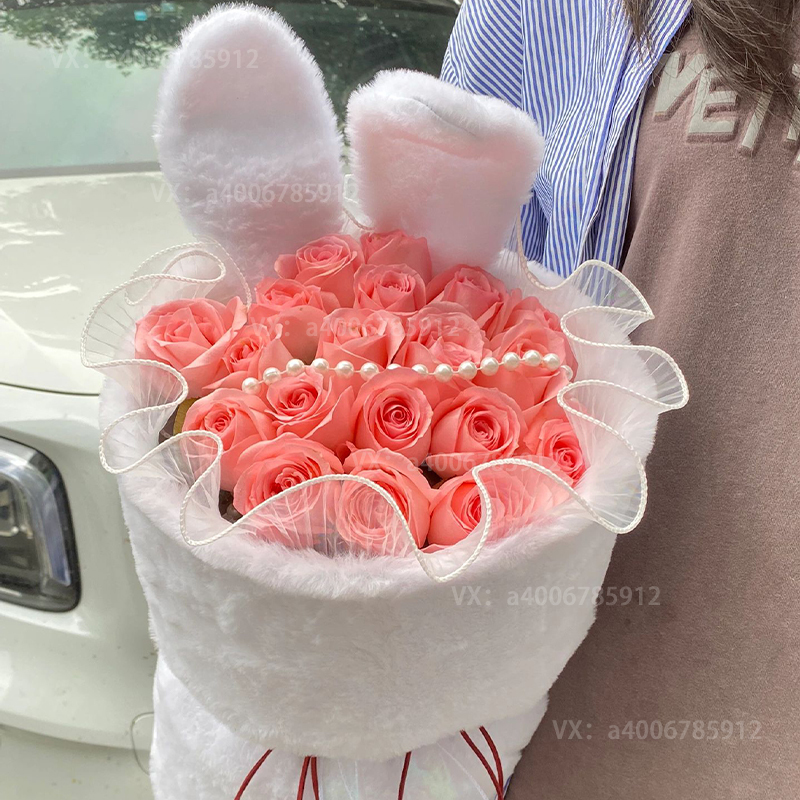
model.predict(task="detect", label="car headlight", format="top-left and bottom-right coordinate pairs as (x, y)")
top-left (0, 437), bottom-right (79, 611)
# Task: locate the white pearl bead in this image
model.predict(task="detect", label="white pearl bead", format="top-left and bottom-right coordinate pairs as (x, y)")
top-left (360, 362), bottom-right (379, 380)
top-left (561, 365), bottom-right (574, 381)
top-left (241, 377), bottom-right (260, 394)
top-left (522, 349), bottom-right (542, 368)
top-left (457, 361), bottom-right (478, 380)
top-left (411, 363), bottom-right (429, 376)
top-left (387, 363), bottom-right (401, 371)
top-left (262, 367), bottom-right (281, 385)
top-left (286, 358), bottom-right (305, 377)
top-left (311, 357), bottom-right (329, 374)
top-left (335, 360), bottom-right (355, 378)
top-left (480, 356), bottom-right (500, 376)
top-left (543, 353), bottom-right (561, 371)
top-left (501, 352), bottom-right (521, 371)
top-left (434, 363), bottom-right (454, 383)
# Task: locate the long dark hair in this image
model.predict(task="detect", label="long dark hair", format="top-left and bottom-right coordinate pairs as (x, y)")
top-left (624, 0), bottom-right (798, 109)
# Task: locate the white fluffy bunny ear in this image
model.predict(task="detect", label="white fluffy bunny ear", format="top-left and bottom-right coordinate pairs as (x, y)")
top-left (155, 6), bottom-right (344, 286)
top-left (346, 70), bottom-right (543, 270)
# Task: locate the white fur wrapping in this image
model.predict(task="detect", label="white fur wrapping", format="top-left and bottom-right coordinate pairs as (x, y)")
top-left (347, 70), bottom-right (544, 270)
top-left (150, 657), bottom-right (547, 800)
top-left (154, 6), bottom-right (344, 287)
top-left (98, 257), bottom-right (675, 761)
top-left (113, 409), bottom-right (619, 761)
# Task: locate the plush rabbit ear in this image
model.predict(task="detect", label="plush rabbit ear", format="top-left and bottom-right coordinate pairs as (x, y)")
top-left (346, 70), bottom-right (543, 270)
top-left (155, 6), bottom-right (344, 287)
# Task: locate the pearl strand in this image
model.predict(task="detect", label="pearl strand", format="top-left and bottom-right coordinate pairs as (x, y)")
top-left (242, 349), bottom-right (569, 394)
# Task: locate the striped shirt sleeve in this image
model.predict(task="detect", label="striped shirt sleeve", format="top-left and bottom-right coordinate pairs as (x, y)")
top-left (441, 0), bottom-right (525, 110)
top-left (442, 0), bottom-right (690, 276)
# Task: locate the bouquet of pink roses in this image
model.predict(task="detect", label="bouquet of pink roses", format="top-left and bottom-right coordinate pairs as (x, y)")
top-left (83, 8), bottom-right (687, 800)
top-left (136, 229), bottom-right (584, 557)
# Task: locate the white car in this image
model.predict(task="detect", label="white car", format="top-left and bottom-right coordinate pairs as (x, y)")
top-left (0, 2), bottom-right (456, 797)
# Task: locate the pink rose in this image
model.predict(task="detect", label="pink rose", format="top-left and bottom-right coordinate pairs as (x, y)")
top-left (523, 404), bottom-right (587, 484)
top-left (428, 457), bottom-right (572, 547)
top-left (317, 308), bottom-right (406, 369)
top-left (353, 263), bottom-right (426, 314)
top-left (516, 370), bottom-right (570, 431)
top-left (496, 294), bottom-right (564, 337)
top-left (352, 369), bottom-right (440, 465)
top-left (361, 230), bottom-right (432, 282)
top-left (395, 303), bottom-right (489, 371)
top-left (427, 386), bottom-right (524, 479)
top-left (338, 449), bottom-right (436, 553)
top-left (426, 265), bottom-right (512, 333)
top-left (275, 234), bottom-right (363, 307)
top-left (253, 277), bottom-right (338, 315)
top-left (246, 306), bottom-right (325, 363)
top-left (490, 315), bottom-right (575, 371)
top-left (134, 297), bottom-right (247, 396)
top-left (221, 324), bottom-right (282, 379)
top-left (182, 389), bottom-right (275, 492)
top-left (232, 434), bottom-right (343, 547)
top-left (475, 315), bottom-right (574, 412)
top-left (206, 308), bottom-right (324, 392)
top-left (263, 370), bottom-right (355, 454)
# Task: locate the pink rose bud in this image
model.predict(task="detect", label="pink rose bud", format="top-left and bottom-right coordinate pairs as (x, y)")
top-left (274, 234), bottom-right (364, 307)
top-left (428, 457), bottom-right (572, 547)
top-left (204, 306), bottom-right (324, 392)
top-left (353, 263), bottom-right (427, 314)
top-left (245, 306), bottom-right (325, 367)
top-left (182, 389), bottom-right (276, 492)
top-left (317, 308), bottom-right (406, 369)
top-left (476, 314), bottom-right (575, 411)
top-left (395, 302), bottom-right (489, 371)
top-left (427, 386), bottom-right (525, 479)
top-left (426, 264), bottom-right (512, 334)
top-left (263, 370), bottom-right (355, 453)
top-left (499, 294), bottom-right (564, 336)
top-left (232, 434), bottom-right (343, 547)
top-left (523, 405), bottom-right (587, 485)
top-left (253, 277), bottom-right (338, 315)
top-left (352, 369), bottom-right (440, 465)
top-left (134, 297), bottom-right (247, 396)
top-left (338, 449), bottom-right (436, 554)
top-left (360, 230), bottom-right (432, 282)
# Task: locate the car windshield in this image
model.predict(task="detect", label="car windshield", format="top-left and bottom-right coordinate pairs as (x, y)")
top-left (0, 0), bottom-right (457, 178)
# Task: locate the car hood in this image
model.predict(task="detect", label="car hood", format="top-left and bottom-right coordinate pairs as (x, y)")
top-left (0, 171), bottom-right (190, 394)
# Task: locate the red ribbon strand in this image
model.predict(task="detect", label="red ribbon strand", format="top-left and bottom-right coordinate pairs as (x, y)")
top-left (234, 730), bottom-right (503, 800)
top-left (311, 756), bottom-right (320, 800)
top-left (234, 749), bottom-right (272, 800)
top-left (398, 751), bottom-right (412, 800)
top-left (296, 756), bottom-right (311, 800)
top-left (461, 730), bottom-right (505, 799)
top-left (480, 725), bottom-right (505, 792)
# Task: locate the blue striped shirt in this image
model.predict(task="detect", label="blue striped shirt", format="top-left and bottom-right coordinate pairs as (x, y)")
top-left (441, 0), bottom-right (691, 276)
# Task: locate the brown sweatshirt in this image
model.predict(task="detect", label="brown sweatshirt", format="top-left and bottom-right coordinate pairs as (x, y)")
top-left (509, 24), bottom-right (800, 799)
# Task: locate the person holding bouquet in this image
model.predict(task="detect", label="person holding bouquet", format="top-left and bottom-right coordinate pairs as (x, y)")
top-left (443, 0), bottom-right (800, 796)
